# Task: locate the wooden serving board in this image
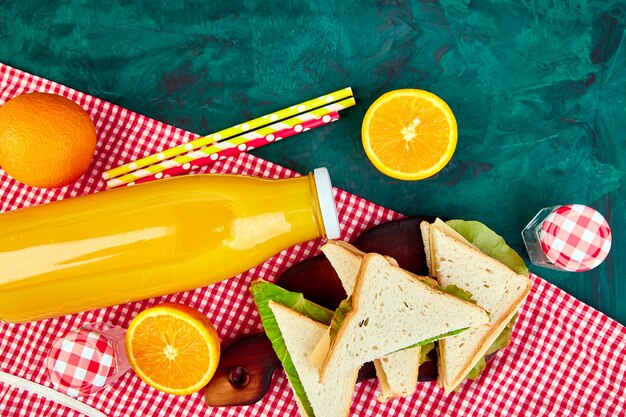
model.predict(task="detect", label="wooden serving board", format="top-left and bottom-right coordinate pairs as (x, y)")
top-left (205, 217), bottom-right (457, 407)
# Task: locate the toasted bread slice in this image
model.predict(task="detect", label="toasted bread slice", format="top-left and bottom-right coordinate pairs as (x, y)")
top-left (318, 253), bottom-right (489, 382)
top-left (426, 223), bottom-right (532, 394)
top-left (269, 301), bottom-right (358, 417)
top-left (321, 240), bottom-right (419, 401)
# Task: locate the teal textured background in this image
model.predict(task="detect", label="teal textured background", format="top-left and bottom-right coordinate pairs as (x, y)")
top-left (0, 1), bottom-right (624, 323)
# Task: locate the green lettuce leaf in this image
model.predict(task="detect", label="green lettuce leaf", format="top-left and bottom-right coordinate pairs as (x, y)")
top-left (445, 219), bottom-right (529, 276)
top-left (442, 285), bottom-right (478, 304)
top-left (464, 314), bottom-right (517, 381)
top-left (417, 276), bottom-right (439, 289)
top-left (419, 342), bottom-right (435, 364)
top-left (249, 280), bottom-right (333, 417)
top-left (400, 328), bottom-right (469, 352)
top-left (486, 313), bottom-right (517, 356)
top-left (329, 298), bottom-right (353, 341)
top-left (464, 357), bottom-right (486, 381)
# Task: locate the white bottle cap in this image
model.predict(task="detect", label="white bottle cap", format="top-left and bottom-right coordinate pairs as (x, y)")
top-left (313, 167), bottom-right (340, 240)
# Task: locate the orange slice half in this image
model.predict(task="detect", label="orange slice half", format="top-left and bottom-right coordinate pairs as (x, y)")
top-left (125, 303), bottom-right (221, 396)
top-left (362, 89), bottom-right (458, 180)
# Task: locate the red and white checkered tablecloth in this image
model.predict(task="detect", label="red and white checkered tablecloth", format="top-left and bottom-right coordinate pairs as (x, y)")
top-left (0, 63), bottom-right (624, 417)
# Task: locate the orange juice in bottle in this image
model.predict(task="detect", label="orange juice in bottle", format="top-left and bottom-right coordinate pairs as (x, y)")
top-left (0, 168), bottom-right (339, 322)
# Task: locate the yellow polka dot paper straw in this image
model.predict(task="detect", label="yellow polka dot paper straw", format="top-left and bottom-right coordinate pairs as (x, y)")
top-left (106, 98), bottom-right (354, 188)
top-left (107, 112), bottom-right (340, 189)
top-left (103, 87), bottom-right (354, 181)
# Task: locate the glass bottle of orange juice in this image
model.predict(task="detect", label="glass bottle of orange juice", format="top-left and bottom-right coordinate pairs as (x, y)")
top-left (0, 168), bottom-right (339, 323)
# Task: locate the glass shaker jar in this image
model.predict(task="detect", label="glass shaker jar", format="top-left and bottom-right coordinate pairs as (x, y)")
top-left (46, 322), bottom-right (130, 397)
top-left (521, 204), bottom-right (612, 272)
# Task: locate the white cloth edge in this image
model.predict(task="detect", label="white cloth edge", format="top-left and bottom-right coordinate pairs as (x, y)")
top-left (0, 371), bottom-right (106, 417)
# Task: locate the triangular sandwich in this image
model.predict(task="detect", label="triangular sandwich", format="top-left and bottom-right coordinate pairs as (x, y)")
top-left (423, 221), bottom-right (532, 394)
top-left (322, 240), bottom-right (421, 401)
top-left (270, 301), bottom-right (358, 417)
top-left (317, 253), bottom-right (489, 383)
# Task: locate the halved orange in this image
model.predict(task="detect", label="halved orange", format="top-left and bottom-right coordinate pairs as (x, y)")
top-left (362, 89), bottom-right (457, 180)
top-left (125, 303), bottom-right (221, 396)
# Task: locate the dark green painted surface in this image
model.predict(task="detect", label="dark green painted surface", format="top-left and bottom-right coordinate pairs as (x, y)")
top-left (1, 1), bottom-right (624, 323)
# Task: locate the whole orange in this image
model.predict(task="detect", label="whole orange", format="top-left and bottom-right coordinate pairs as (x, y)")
top-left (0, 92), bottom-right (97, 188)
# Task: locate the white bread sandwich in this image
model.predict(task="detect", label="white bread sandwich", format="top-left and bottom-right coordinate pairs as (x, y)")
top-left (316, 253), bottom-right (490, 383)
top-left (420, 218), bottom-right (470, 272)
top-left (421, 219), bottom-right (532, 394)
top-left (250, 280), bottom-right (357, 417)
top-left (321, 240), bottom-right (425, 401)
top-left (269, 301), bottom-right (358, 417)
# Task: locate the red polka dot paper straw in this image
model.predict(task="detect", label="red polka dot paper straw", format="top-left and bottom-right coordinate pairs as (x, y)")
top-left (123, 112), bottom-right (340, 187)
top-left (106, 97), bottom-right (353, 189)
top-left (103, 87), bottom-right (353, 180)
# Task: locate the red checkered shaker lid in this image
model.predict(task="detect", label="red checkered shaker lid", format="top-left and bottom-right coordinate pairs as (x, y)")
top-left (46, 329), bottom-right (116, 397)
top-left (540, 204), bottom-right (612, 272)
